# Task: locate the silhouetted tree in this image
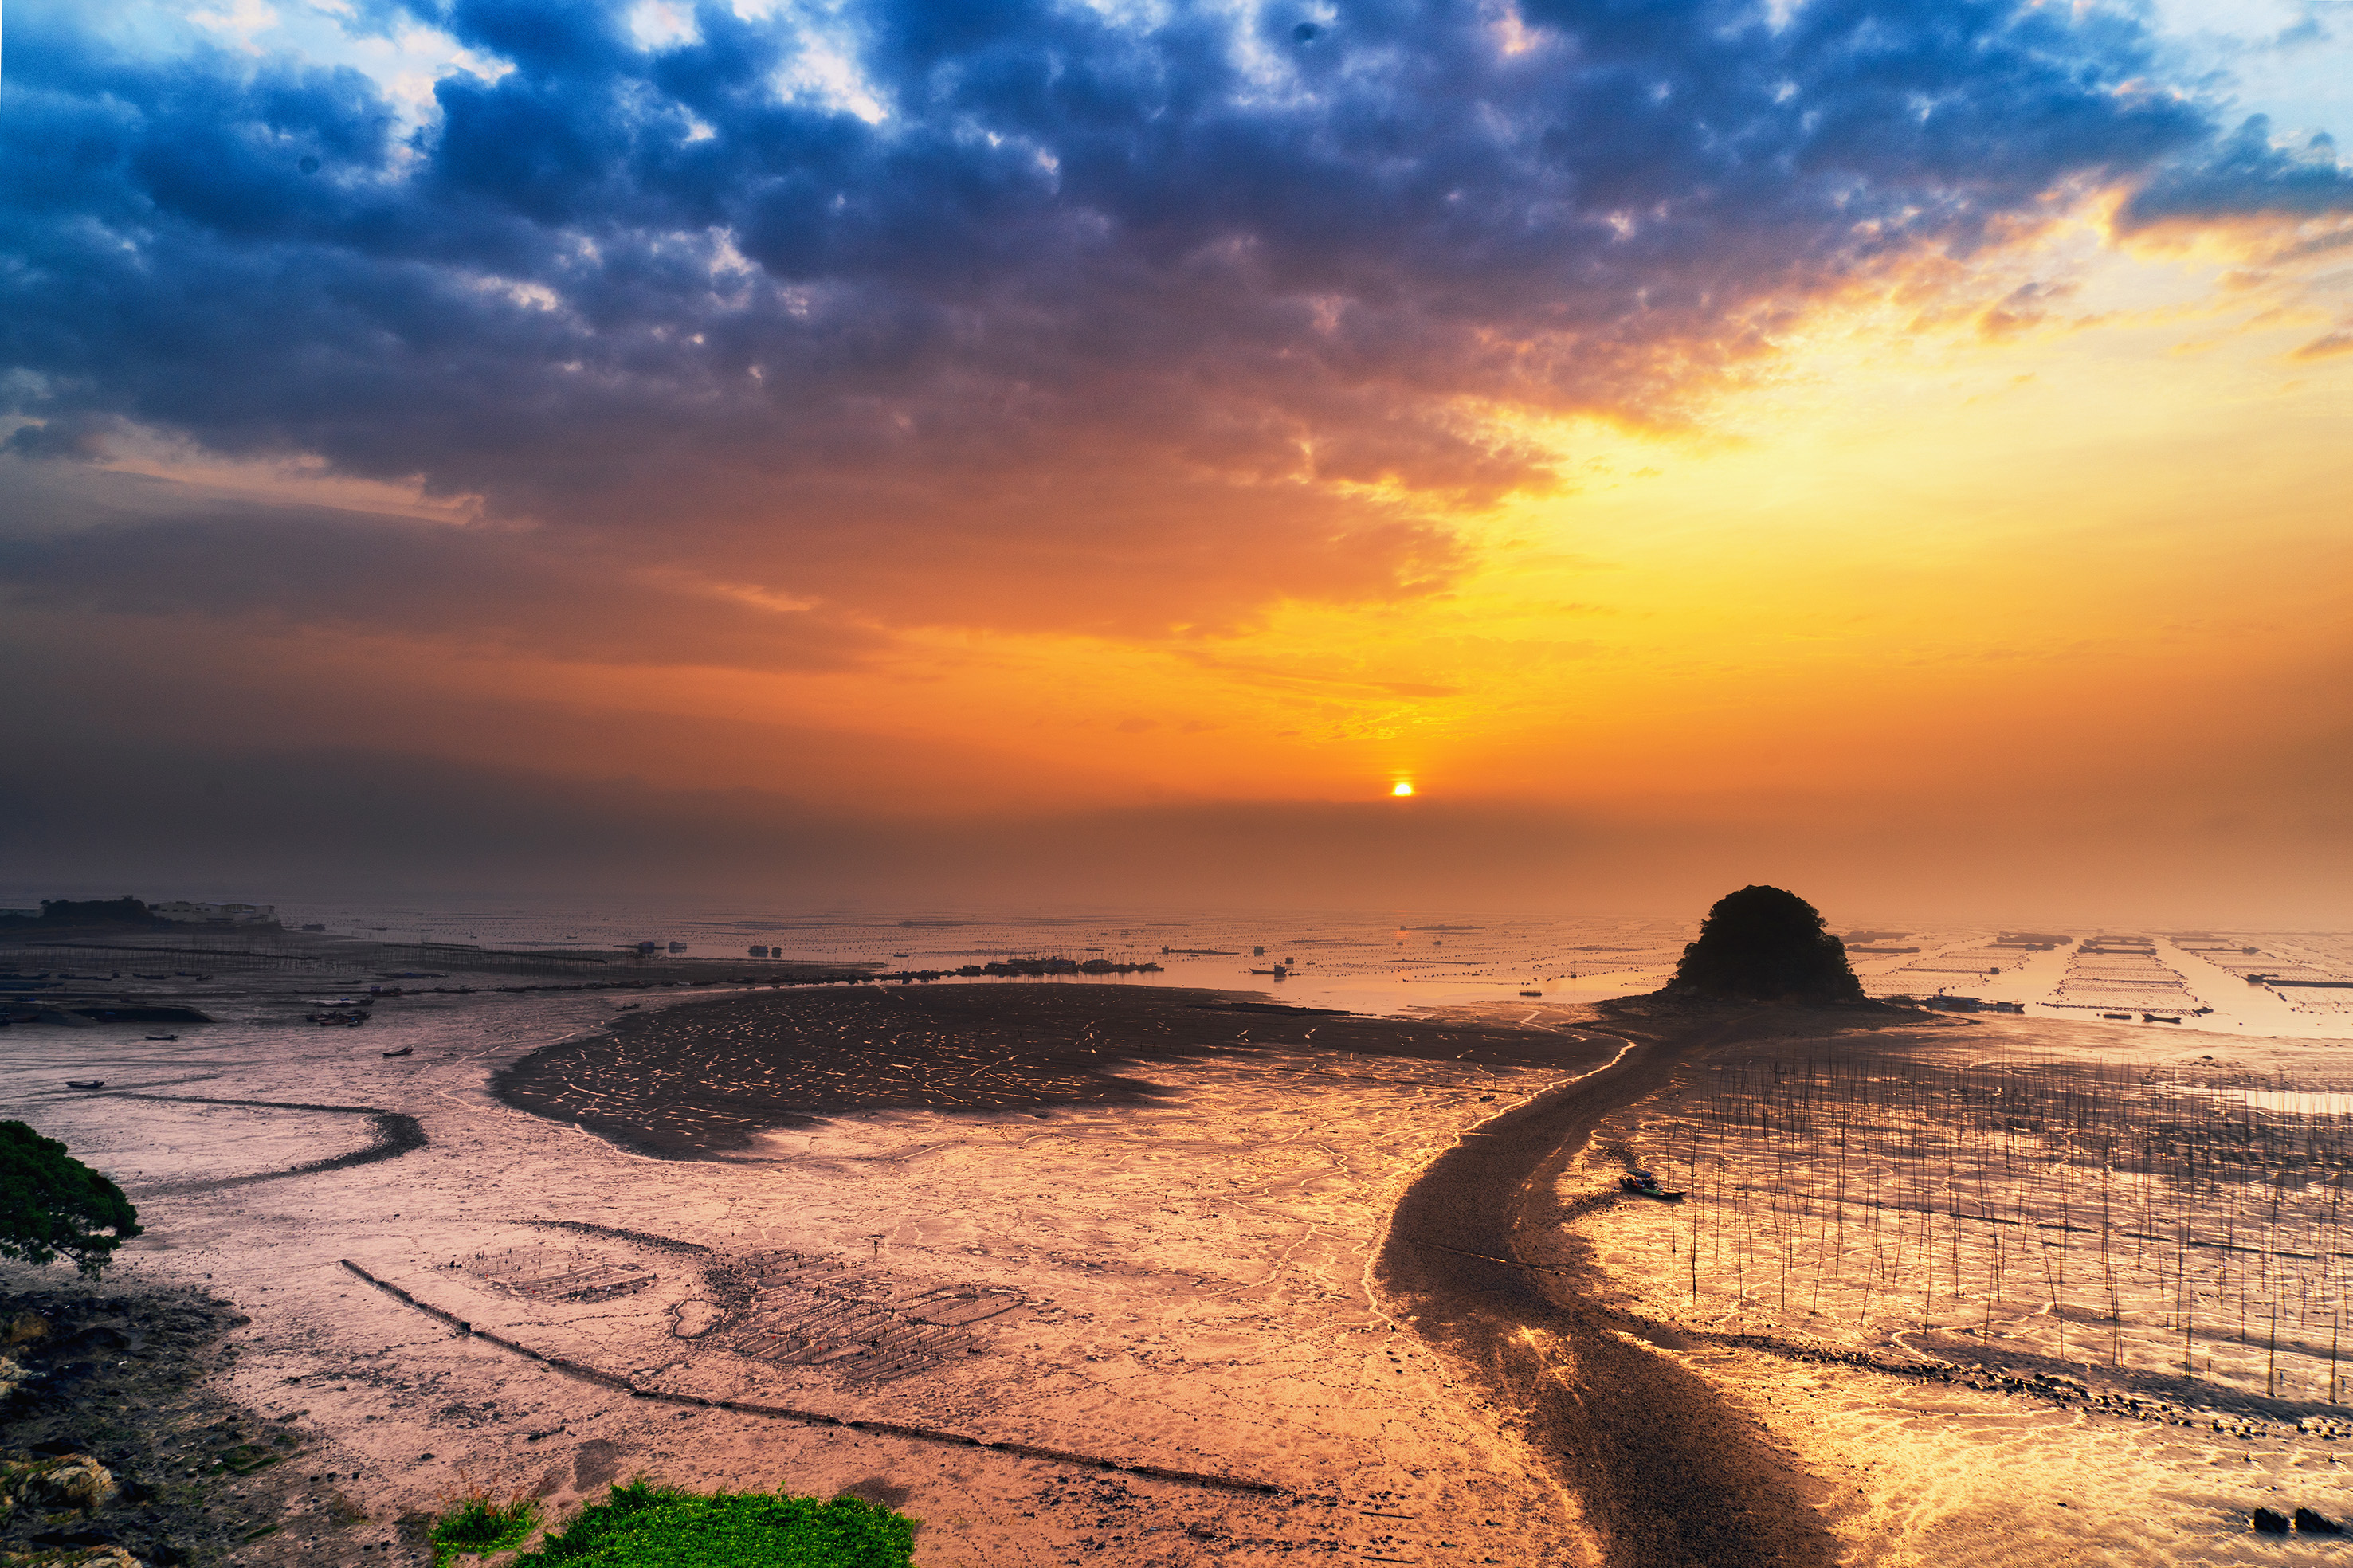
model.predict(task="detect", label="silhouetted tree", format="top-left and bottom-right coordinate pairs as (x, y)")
top-left (0, 1123), bottom-right (142, 1278)
top-left (0, 898), bottom-right (165, 930)
top-left (1665, 885), bottom-right (1865, 1002)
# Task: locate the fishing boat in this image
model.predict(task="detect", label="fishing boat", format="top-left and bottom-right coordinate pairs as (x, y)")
top-left (1519, 990), bottom-right (1542, 998)
top-left (1618, 1170), bottom-right (1685, 1201)
top-left (382, 1045), bottom-right (413, 1058)
top-left (144, 1033), bottom-right (178, 1042)
top-left (1248, 966), bottom-right (1288, 977)
top-left (65, 1080), bottom-right (104, 1090)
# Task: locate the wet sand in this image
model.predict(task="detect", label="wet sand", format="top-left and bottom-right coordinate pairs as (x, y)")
top-left (1380, 1002), bottom-right (1927, 1568)
top-left (5, 976), bottom-right (1636, 1564)
top-left (18, 926), bottom-right (2352, 1565)
top-left (4, 966), bottom-right (1970, 1566)
top-left (494, 982), bottom-right (1609, 1158)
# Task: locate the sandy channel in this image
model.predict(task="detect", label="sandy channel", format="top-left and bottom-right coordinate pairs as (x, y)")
top-left (0, 982), bottom-right (1623, 1566)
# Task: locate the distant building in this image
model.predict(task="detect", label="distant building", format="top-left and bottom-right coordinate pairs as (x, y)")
top-left (749, 945), bottom-right (771, 958)
top-left (667, 941), bottom-right (688, 954)
top-left (0, 907), bottom-right (40, 921)
top-left (152, 900), bottom-right (276, 926)
top-left (634, 941), bottom-right (661, 954)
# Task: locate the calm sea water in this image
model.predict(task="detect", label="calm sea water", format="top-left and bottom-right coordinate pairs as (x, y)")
top-left (264, 901), bottom-right (1698, 1016)
top-left (38, 892), bottom-right (2344, 1033)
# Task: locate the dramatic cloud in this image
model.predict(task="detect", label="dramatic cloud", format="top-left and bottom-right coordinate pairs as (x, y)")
top-left (2116, 112), bottom-right (2353, 226)
top-left (0, 0), bottom-right (2277, 640)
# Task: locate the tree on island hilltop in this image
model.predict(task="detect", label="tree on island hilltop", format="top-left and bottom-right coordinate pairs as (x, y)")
top-left (1664, 885), bottom-right (1865, 1003)
top-left (0, 1123), bottom-right (142, 1278)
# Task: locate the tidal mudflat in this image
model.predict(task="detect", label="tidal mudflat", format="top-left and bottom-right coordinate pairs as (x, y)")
top-left (492, 983), bottom-right (1625, 1156)
top-left (12, 953), bottom-right (2350, 1567)
top-left (1569, 1009), bottom-right (2353, 1566)
top-left (0, 978), bottom-right (1622, 1565)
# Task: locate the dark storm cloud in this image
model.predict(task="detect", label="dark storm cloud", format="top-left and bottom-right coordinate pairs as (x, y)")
top-left (2116, 115), bottom-right (2353, 226)
top-left (0, 0), bottom-right (2316, 638)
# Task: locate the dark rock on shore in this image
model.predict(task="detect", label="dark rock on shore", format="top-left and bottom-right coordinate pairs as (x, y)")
top-left (0, 1282), bottom-right (313, 1565)
top-left (2253, 1507), bottom-right (2291, 1534)
top-left (2296, 1507), bottom-right (2344, 1534)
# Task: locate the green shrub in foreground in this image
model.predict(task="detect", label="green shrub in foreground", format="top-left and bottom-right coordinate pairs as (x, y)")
top-left (516, 1480), bottom-right (915, 1567)
top-left (432, 1494), bottom-right (541, 1562)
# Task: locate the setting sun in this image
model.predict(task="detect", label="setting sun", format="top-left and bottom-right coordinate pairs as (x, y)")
top-left (1392, 782), bottom-right (1415, 798)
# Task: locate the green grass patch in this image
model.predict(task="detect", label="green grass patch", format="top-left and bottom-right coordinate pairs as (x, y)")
top-left (432, 1492), bottom-right (542, 1562)
top-left (515, 1480), bottom-right (915, 1566)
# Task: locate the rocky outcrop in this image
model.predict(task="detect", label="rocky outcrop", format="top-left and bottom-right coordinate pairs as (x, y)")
top-left (0, 1456), bottom-right (120, 1513)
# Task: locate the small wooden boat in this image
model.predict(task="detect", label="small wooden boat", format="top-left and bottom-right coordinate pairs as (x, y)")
top-left (66, 1080), bottom-right (104, 1090)
top-left (1619, 1170), bottom-right (1685, 1201)
top-left (382, 1046), bottom-right (413, 1058)
top-left (1519, 990), bottom-right (1542, 998)
top-left (144, 1033), bottom-right (178, 1041)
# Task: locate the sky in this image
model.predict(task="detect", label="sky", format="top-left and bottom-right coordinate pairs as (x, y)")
top-left (2, 0), bottom-right (2349, 923)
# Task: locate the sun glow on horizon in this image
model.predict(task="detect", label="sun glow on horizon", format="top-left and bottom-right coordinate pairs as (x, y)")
top-left (1393, 782), bottom-right (1415, 797)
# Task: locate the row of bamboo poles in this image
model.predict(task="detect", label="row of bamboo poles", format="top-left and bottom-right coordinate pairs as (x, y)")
top-left (1635, 1049), bottom-right (2353, 1400)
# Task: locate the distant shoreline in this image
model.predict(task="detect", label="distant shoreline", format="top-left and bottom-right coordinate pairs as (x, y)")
top-left (0, 920), bottom-right (878, 1027)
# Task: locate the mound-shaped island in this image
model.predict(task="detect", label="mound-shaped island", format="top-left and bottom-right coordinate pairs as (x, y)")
top-left (1661, 884), bottom-right (1865, 1003)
